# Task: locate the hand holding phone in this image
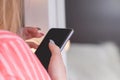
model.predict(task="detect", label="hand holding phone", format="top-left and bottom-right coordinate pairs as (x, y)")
top-left (35, 28), bottom-right (74, 70)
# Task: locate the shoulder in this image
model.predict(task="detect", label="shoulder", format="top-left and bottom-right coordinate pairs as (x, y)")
top-left (0, 30), bottom-right (17, 36)
top-left (0, 30), bottom-right (23, 42)
top-left (0, 30), bottom-right (51, 80)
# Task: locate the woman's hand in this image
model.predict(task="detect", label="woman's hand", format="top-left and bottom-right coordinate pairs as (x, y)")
top-left (48, 40), bottom-right (67, 80)
top-left (20, 27), bottom-right (44, 49)
top-left (22, 27), bottom-right (44, 40)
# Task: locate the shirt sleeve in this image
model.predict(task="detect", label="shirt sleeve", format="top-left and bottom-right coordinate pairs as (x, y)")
top-left (0, 31), bottom-right (51, 80)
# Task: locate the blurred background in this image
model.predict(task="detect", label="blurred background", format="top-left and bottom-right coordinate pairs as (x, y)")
top-left (24, 0), bottom-right (120, 80)
top-left (66, 0), bottom-right (120, 44)
top-left (66, 0), bottom-right (120, 80)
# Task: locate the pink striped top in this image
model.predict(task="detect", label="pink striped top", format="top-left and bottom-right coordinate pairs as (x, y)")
top-left (0, 30), bottom-right (51, 80)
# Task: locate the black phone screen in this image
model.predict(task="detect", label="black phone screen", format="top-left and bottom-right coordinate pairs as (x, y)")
top-left (35, 28), bottom-right (74, 70)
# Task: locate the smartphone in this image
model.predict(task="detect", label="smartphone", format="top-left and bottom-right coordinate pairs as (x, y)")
top-left (35, 28), bottom-right (74, 70)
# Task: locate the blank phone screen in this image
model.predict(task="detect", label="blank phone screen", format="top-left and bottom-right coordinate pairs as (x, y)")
top-left (35, 28), bottom-right (73, 70)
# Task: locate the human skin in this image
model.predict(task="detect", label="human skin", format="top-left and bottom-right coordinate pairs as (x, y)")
top-left (22, 27), bottom-right (67, 80)
top-left (20, 27), bottom-right (44, 49)
top-left (48, 40), bottom-right (67, 80)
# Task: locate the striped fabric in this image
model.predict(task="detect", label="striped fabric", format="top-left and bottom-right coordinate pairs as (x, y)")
top-left (0, 30), bottom-right (51, 80)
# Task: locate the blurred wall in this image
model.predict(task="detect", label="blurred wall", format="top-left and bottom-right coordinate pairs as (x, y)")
top-left (24, 0), bottom-right (48, 33)
top-left (66, 0), bottom-right (120, 45)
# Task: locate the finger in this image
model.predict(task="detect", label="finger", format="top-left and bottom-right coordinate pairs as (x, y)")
top-left (25, 27), bottom-right (44, 37)
top-left (23, 27), bottom-right (44, 39)
top-left (48, 40), bottom-right (67, 80)
top-left (48, 39), bottom-right (61, 56)
top-left (27, 27), bottom-right (38, 33)
top-left (32, 32), bottom-right (44, 38)
top-left (23, 27), bottom-right (38, 34)
top-left (22, 27), bottom-right (37, 37)
top-left (26, 42), bottom-right (38, 49)
top-left (25, 26), bottom-right (41, 30)
top-left (37, 27), bottom-right (41, 30)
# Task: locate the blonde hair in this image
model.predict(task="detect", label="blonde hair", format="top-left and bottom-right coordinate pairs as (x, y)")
top-left (0, 0), bottom-right (23, 33)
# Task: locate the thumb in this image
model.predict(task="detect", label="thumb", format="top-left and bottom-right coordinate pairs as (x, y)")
top-left (48, 40), bottom-right (61, 56)
top-left (48, 40), bottom-right (67, 80)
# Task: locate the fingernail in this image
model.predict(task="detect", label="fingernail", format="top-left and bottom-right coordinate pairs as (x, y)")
top-left (37, 30), bottom-right (44, 35)
top-left (49, 39), bottom-right (55, 44)
top-left (37, 27), bottom-right (41, 30)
